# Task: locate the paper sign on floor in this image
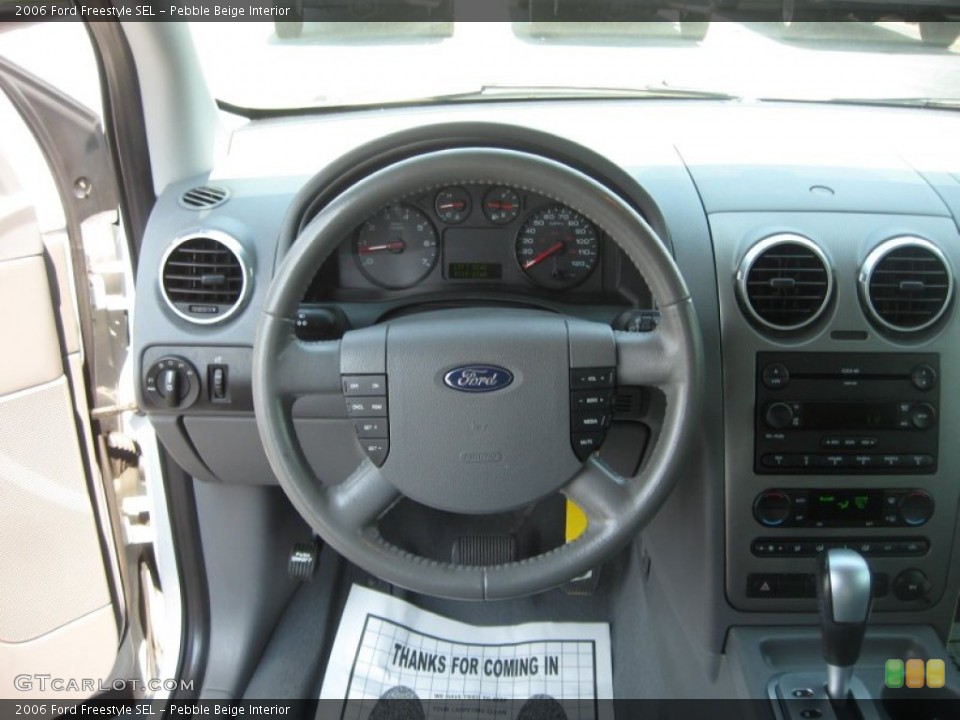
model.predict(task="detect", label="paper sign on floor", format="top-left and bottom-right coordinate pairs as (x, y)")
top-left (320, 585), bottom-right (614, 720)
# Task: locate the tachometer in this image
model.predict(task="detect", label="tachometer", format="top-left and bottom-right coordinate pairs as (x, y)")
top-left (354, 204), bottom-right (439, 289)
top-left (516, 206), bottom-right (599, 289)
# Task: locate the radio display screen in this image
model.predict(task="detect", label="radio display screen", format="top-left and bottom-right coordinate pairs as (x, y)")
top-left (809, 490), bottom-right (882, 525)
top-left (803, 402), bottom-right (898, 431)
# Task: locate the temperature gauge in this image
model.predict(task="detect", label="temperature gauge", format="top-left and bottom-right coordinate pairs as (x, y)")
top-left (435, 187), bottom-right (471, 224)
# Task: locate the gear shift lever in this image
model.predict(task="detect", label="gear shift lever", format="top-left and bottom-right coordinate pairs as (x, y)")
top-left (817, 548), bottom-right (873, 702)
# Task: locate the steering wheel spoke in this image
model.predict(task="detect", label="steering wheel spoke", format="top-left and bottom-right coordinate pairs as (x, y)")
top-left (614, 301), bottom-right (693, 389)
top-left (563, 457), bottom-right (630, 525)
top-left (269, 322), bottom-right (343, 399)
top-left (324, 459), bottom-right (400, 531)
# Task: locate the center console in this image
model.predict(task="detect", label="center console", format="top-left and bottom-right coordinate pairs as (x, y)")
top-left (729, 350), bottom-right (947, 612)
top-left (711, 211), bottom-right (960, 619)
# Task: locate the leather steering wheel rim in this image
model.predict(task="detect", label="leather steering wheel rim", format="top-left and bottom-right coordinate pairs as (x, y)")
top-left (253, 146), bottom-right (703, 600)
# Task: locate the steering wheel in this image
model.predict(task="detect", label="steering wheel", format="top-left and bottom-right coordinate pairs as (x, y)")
top-left (253, 146), bottom-right (703, 600)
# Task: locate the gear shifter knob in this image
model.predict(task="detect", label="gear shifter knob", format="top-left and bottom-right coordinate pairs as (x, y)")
top-left (817, 548), bottom-right (872, 701)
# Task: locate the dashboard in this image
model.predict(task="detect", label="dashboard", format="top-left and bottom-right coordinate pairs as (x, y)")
top-left (132, 100), bottom-right (960, 652)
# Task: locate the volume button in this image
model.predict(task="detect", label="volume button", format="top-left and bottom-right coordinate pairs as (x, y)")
top-left (765, 402), bottom-right (795, 430)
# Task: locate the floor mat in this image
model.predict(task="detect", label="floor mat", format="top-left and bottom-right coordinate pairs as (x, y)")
top-left (320, 585), bottom-right (614, 719)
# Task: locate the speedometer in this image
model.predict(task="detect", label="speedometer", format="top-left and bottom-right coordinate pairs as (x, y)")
top-left (354, 204), bottom-right (439, 289)
top-left (515, 206), bottom-right (599, 289)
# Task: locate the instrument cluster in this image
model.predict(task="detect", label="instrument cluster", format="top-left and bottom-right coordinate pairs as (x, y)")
top-left (330, 183), bottom-right (605, 294)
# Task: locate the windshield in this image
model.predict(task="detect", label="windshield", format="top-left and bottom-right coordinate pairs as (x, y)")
top-left (190, 11), bottom-right (960, 112)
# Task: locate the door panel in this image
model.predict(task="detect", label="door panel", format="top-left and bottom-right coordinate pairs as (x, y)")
top-left (0, 171), bottom-right (119, 698)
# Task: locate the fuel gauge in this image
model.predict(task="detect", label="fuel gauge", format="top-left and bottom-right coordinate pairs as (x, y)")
top-left (483, 187), bottom-right (521, 224)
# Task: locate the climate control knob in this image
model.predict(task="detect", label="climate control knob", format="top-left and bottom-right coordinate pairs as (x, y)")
top-left (754, 490), bottom-right (793, 527)
top-left (765, 402), bottom-right (795, 430)
top-left (899, 490), bottom-right (934, 526)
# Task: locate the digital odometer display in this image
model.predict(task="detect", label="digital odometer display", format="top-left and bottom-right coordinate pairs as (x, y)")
top-left (447, 262), bottom-right (503, 280)
top-left (443, 228), bottom-right (506, 282)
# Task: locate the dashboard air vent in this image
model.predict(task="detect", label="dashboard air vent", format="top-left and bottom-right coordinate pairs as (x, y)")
top-left (860, 237), bottom-right (953, 332)
top-left (160, 232), bottom-right (250, 324)
top-left (736, 235), bottom-right (832, 331)
top-left (179, 185), bottom-right (229, 210)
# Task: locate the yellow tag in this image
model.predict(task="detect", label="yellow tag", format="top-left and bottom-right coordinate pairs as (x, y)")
top-left (565, 499), bottom-right (588, 542)
top-left (926, 659), bottom-right (945, 689)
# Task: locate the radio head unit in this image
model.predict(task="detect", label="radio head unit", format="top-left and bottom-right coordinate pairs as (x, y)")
top-left (755, 353), bottom-right (939, 474)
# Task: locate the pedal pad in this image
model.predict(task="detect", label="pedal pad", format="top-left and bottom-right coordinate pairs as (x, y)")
top-left (452, 536), bottom-right (517, 566)
top-left (288, 539), bottom-right (320, 582)
top-left (564, 566), bottom-right (601, 596)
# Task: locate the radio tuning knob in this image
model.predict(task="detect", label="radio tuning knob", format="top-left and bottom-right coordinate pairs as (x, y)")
top-left (765, 402), bottom-right (795, 430)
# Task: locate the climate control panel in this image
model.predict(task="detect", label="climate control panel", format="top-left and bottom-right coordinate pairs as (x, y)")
top-left (753, 488), bottom-right (934, 529)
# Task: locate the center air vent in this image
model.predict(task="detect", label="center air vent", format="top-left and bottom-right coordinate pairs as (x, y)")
top-left (736, 235), bottom-right (832, 331)
top-left (160, 232), bottom-right (250, 324)
top-left (179, 185), bottom-right (229, 210)
top-left (860, 237), bottom-right (953, 332)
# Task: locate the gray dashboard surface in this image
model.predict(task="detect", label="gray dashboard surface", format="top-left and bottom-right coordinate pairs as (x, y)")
top-left (133, 98), bottom-right (960, 663)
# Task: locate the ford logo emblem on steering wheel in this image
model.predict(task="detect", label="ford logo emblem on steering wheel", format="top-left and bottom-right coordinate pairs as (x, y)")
top-left (443, 365), bottom-right (514, 393)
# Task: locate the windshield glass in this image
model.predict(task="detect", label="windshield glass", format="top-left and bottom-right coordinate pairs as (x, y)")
top-left (190, 12), bottom-right (960, 111)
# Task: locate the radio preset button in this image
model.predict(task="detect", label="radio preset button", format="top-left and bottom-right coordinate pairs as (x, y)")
top-left (908, 454), bottom-right (934, 468)
top-left (761, 454), bottom-right (788, 468)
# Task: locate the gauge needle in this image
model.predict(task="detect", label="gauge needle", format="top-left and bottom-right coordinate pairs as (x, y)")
top-left (438, 202), bottom-right (466, 210)
top-left (358, 240), bottom-right (406, 254)
top-left (522, 241), bottom-right (564, 270)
